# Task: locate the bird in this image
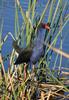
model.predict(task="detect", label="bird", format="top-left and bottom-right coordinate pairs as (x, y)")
top-left (13, 22), bottom-right (50, 65)
top-left (13, 22), bottom-right (50, 80)
top-left (13, 22), bottom-right (69, 80)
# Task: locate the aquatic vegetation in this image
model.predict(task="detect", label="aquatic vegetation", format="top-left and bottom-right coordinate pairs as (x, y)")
top-left (0, 0), bottom-right (69, 99)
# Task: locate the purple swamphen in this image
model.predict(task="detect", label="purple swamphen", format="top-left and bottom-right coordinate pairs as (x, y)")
top-left (13, 23), bottom-right (50, 65)
top-left (13, 22), bottom-right (69, 80)
top-left (13, 23), bottom-right (50, 80)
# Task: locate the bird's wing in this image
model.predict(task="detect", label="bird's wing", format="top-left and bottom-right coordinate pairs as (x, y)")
top-left (14, 47), bottom-right (33, 65)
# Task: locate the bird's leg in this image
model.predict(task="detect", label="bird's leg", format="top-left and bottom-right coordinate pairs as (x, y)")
top-left (31, 65), bottom-right (35, 80)
top-left (24, 63), bottom-right (27, 80)
top-left (32, 65), bottom-right (35, 73)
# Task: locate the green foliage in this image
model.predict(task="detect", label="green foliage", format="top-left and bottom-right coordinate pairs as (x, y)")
top-left (0, 0), bottom-right (69, 99)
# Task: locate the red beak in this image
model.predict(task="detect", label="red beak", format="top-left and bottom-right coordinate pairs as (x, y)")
top-left (41, 23), bottom-right (50, 32)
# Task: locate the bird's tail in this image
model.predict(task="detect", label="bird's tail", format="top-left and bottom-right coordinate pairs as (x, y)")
top-left (12, 40), bottom-right (22, 54)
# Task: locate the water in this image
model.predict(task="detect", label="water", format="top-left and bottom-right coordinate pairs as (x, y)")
top-left (0, 0), bottom-right (69, 70)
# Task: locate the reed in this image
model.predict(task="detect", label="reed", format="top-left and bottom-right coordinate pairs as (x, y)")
top-left (0, 0), bottom-right (69, 99)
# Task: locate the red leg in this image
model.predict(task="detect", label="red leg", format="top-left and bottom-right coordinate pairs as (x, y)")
top-left (24, 63), bottom-right (27, 80)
